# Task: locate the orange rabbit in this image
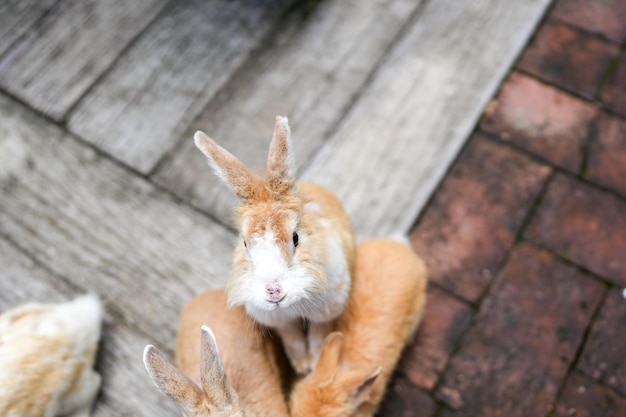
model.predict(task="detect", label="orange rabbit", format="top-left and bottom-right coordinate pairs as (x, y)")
top-left (289, 238), bottom-right (428, 417)
top-left (194, 116), bottom-right (355, 375)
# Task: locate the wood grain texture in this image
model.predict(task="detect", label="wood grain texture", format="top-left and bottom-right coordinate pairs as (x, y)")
top-left (153, 0), bottom-right (423, 226)
top-left (0, 238), bottom-right (77, 308)
top-left (0, 0), bottom-right (57, 56)
top-left (68, 0), bottom-right (293, 174)
top-left (0, 238), bottom-right (180, 417)
top-left (301, 0), bottom-right (551, 239)
top-left (0, 92), bottom-right (234, 351)
top-left (93, 321), bottom-right (181, 417)
top-left (0, 0), bottom-right (168, 120)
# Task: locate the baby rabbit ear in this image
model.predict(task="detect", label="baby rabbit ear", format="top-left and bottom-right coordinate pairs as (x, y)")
top-left (266, 116), bottom-right (294, 195)
top-left (313, 332), bottom-right (344, 385)
top-left (194, 131), bottom-right (266, 201)
top-left (199, 326), bottom-right (236, 408)
top-left (143, 345), bottom-right (205, 417)
top-left (344, 366), bottom-right (382, 409)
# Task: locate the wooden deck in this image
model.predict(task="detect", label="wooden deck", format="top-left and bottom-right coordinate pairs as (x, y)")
top-left (0, 0), bottom-right (550, 415)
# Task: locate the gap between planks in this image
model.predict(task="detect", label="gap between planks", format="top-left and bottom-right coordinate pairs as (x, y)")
top-left (153, 0), bottom-right (426, 227)
top-left (0, 91), bottom-right (235, 353)
top-left (301, 0), bottom-right (552, 239)
top-left (0, 237), bottom-right (180, 417)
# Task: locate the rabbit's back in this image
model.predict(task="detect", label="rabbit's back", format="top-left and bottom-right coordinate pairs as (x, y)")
top-left (0, 295), bottom-right (102, 417)
top-left (339, 238), bottom-right (428, 414)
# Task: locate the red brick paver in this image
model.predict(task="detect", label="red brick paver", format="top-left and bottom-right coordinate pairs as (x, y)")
top-left (601, 53), bottom-right (626, 117)
top-left (577, 287), bottom-right (626, 396)
top-left (377, 377), bottom-right (436, 417)
top-left (553, 371), bottom-right (626, 417)
top-left (436, 243), bottom-right (604, 417)
top-left (526, 174), bottom-right (626, 286)
top-left (401, 3), bottom-right (626, 415)
top-left (552, 0), bottom-right (626, 43)
top-left (410, 135), bottom-right (550, 302)
top-left (397, 287), bottom-right (473, 390)
top-left (481, 72), bottom-right (597, 172)
top-left (586, 113), bottom-right (626, 195)
top-left (517, 20), bottom-right (619, 99)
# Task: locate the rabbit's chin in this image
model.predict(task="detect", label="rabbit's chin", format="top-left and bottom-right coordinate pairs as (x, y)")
top-left (246, 303), bottom-right (297, 326)
top-left (246, 295), bottom-right (303, 314)
top-left (244, 297), bottom-right (318, 326)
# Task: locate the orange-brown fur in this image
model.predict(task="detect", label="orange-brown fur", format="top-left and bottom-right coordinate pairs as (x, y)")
top-left (266, 117), bottom-right (292, 195)
top-left (289, 238), bottom-right (428, 417)
top-left (235, 193), bottom-right (302, 261)
top-left (296, 182), bottom-right (355, 272)
top-left (231, 182), bottom-right (354, 297)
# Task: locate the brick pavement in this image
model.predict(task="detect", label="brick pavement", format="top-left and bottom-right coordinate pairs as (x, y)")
top-left (380, 1), bottom-right (626, 415)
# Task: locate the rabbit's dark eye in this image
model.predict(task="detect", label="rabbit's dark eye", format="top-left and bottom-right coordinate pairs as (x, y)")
top-left (243, 239), bottom-right (247, 249)
top-left (293, 232), bottom-right (299, 247)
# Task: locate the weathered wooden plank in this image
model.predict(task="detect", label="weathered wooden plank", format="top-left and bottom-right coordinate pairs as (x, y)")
top-left (0, 0), bottom-right (168, 120)
top-left (0, 92), bottom-right (234, 352)
top-left (0, 238), bottom-right (77, 308)
top-left (153, 0), bottom-right (423, 225)
top-left (68, 0), bottom-right (294, 174)
top-left (0, 0), bottom-right (57, 55)
top-left (0, 238), bottom-right (179, 417)
top-left (301, 0), bottom-right (551, 239)
top-left (92, 321), bottom-right (180, 417)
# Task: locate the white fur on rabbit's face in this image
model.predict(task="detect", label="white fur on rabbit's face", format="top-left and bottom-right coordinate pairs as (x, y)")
top-left (194, 116), bottom-right (352, 326)
top-left (227, 198), bottom-right (331, 322)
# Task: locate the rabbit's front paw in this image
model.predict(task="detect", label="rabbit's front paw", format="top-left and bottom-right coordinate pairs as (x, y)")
top-left (277, 322), bottom-right (313, 375)
top-left (291, 352), bottom-right (314, 376)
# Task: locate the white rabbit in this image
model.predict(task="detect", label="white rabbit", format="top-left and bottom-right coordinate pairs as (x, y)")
top-left (0, 294), bottom-right (103, 417)
top-left (289, 238), bottom-right (428, 417)
top-left (194, 116), bottom-right (355, 375)
top-left (144, 290), bottom-right (290, 417)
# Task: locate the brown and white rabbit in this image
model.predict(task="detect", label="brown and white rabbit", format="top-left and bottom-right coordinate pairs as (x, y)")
top-left (289, 238), bottom-right (428, 417)
top-left (143, 290), bottom-right (290, 417)
top-left (0, 294), bottom-right (103, 417)
top-left (193, 116), bottom-right (355, 375)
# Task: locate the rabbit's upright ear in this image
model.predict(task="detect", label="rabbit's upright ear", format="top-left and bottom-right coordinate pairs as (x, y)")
top-left (312, 332), bottom-right (344, 385)
top-left (143, 345), bottom-right (205, 417)
top-left (199, 326), bottom-right (236, 408)
top-left (266, 116), bottom-right (294, 195)
top-left (342, 366), bottom-right (382, 409)
top-left (194, 131), bottom-right (266, 201)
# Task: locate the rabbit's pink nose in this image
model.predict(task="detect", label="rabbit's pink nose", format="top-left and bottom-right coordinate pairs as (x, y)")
top-left (265, 284), bottom-right (285, 303)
